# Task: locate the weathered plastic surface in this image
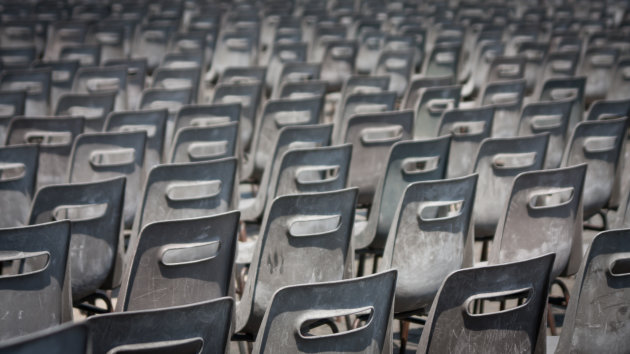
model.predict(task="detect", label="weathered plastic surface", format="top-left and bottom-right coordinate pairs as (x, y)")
top-left (414, 85), bottom-right (462, 138)
top-left (0, 90), bottom-right (25, 143)
top-left (73, 65), bottom-right (128, 111)
top-left (580, 47), bottom-right (619, 104)
top-left (212, 82), bottom-right (262, 151)
top-left (538, 77), bottom-right (586, 137)
top-left (0, 68), bottom-right (51, 116)
top-left (174, 103), bottom-right (241, 141)
top-left (402, 76), bottom-right (454, 111)
top-left (6, 116), bottom-right (84, 189)
top-left (0, 322), bottom-right (88, 354)
top-left (380, 174), bottom-right (478, 314)
top-left (119, 211), bottom-right (239, 311)
top-left (373, 49), bottom-right (414, 96)
top-left (473, 134), bottom-right (549, 237)
top-left (489, 164), bottom-right (586, 279)
top-left (0, 144), bottom-right (39, 227)
top-left (55, 91), bottom-right (116, 132)
top-left (253, 270), bottom-right (397, 354)
top-left (417, 253), bottom-right (554, 354)
top-left (169, 122), bottom-right (239, 163)
top-left (0, 221), bottom-right (72, 340)
top-left (479, 79), bottom-right (526, 138)
top-left (237, 188), bottom-right (358, 336)
top-left (334, 91), bottom-right (397, 143)
top-left (104, 58), bottom-right (147, 111)
top-left (89, 297), bottom-right (233, 354)
top-left (354, 136), bottom-right (451, 250)
top-left (556, 229), bottom-right (630, 354)
top-left (29, 177), bottom-right (126, 299)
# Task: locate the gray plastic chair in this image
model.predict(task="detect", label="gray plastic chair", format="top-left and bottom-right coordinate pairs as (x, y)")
top-left (0, 322), bottom-right (88, 354)
top-left (0, 221), bottom-right (72, 340)
top-left (561, 118), bottom-right (627, 220)
top-left (55, 92), bottom-right (116, 132)
top-left (353, 136), bottom-right (451, 251)
top-left (537, 51), bottom-right (580, 94)
top-left (211, 82), bottom-right (262, 152)
top-left (321, 40), bottom-right (358, 92)
top-left (89, 297), bottom-right (233, 354)
top-left (266, 42), bottom-right (308, 90)
top-left (59, 44), bottom-right (101, 66)
top-left (272, 62), bottom-right (321, 97)
top-left (239, 124), bottom-right (333, 221)
top-left (422, 42), bottom-right (462, 80)
top-left (414, 85), bottom-right (461, 138)
top-left (417, 253), bottom-right (554, 354)
top-left (169, 122), bottom-right (239, 163)
top-left (334, 91), bottom-right (397, 143)
top-left (552, 229), bottom-right (630, 354)
top-left (517, 99), bottom-right (573, 169)
top-left (489, 164), bottom-right (587, 279)
top-left (29, 177), bottom-right (126, 306)
top-left (373, 49), bottom-right (415, 97)
top-left (277, 80), bottom-right (328, 100)
top-left (438, 106), bottom-right (495, 178)
top-left (68, 131), bottom-right (146, 230)
top-left (252, 270), bottom-right (397, 354)
top-left (402, 76), bottom-right (453, 111)
top-left (152, 66), bottom-right (201, 104)
top-left (609, 58), bottom-right (630, 100)
top-left (585, 98), bottom-right (630, 121)
top-left (380, 174), bottom-right (478, 315)
top-left (6, 117), bottom-right (84, 190)
top-left (32, 61), bottom-right (79, 110)
top-left (73, 65), bottom-right (128, 111)
top-left (174, 103), bottom-right (241, 140)
top-left (104, 58), bottom-right (147, 111)
top-left (580, 46), bottom-right (619, 105)
top-left (479, 79), bottom-right (526, 138)
top-left (44, 21), bottom-right (88, 60)
top-left (0, 90), bottom-right (26, 143)
top-left (118, 211), bottom-right (239, 312)
top-left (132, 24), bottom-right (175, 71)
top-left (104, 109), bottom-right (168, 173)
top-left (236, 188), bottom-right (359, 338)
top-left (0, 68), bottom-right (51, 116)
top-left (0, 144), bottom-right (38, 228)
top-left (539, 76), bottom-right (586, 137)
top-left (219, 67), bottom-right (267, 86)
top-left (342, 110), bottom-right (414, 205)
top-left (211, 28), bottom-right (258, 80)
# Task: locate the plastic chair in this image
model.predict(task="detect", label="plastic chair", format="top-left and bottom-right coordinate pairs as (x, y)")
top-left (478, 79), bottom-right (526, 138)
top-left (0, 322), bottom-right (88, 354)
top-left (29, 177), bottom-right (126, 309)
top-left (32, 60), bottom-right (79, 112)
top-left (414, 85), bottom-right (462, 138)
top-left (608, 57), bottom-right (630, 100)
top-left (538, 76), bottom-right (586, 138)
top-left (152, 66), bottom-right (201, 104)
top-left (373, 49), bottom-right (415, 97)
top-left (402, 77), bottom-right (454, 111)
top-left (334, 91), bottom-right (397, 144)
top-left (236, 188), bottom-right (359, 338)
top-left (0, 221), bottom-right (72, 340)
top-left (211, 82), bottom-right (263, 152)
top-left (211, 28), bottom-right (259, 80)
top-left (55, 92), bottom-right (116, 132)
top-left (417, 253), bottom-right (555, 354)
top-left (438, 106), bottom-right (495, 178)
top-left (169, 122), bottom-right (239, 163)
top-left (118, 211), bottom-right (239, 311)
top-left (277, 80), bottom-right (327, 100)
top-left (580, 46), bottom-right (619, 104)
top-left (73, 65), bottom-right (128, 111)
top-left (88, 297), bottom-right (233, 354)
top-left (59, 44), bottom-right (101, 66)
top-left (0, 68), bottom-right (51, 116)
top-left (132, 24), bottom-right (175, 71)
top-left (321, 40), bottom-right (358, 92)
top-left (266, 42), bottom-right (308, 90)
top-left (44, 21), bottom-right (87, 61)
top-left (104, 58), bottom-right (147, 111)
top-left (0, 144), bottom-right (38, 227)
top-left (272, 62), bottom-right (321, 97)
top-left (252, 270), bottom-right (397, 354)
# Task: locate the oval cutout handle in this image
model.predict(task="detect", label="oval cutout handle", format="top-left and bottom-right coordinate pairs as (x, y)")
top-left (9, 81), bottom-right (43, 95)
top-left (0, 162), bottom-right (26, 182)
top-left (221, 95), bottom-right (251, 108)
top-left (549, 88), bottom-right (577, 100)
top-left (25, 131), bottom-right (73, 147)
top-left (0, 251), bottom-right (50, 279)
top-left (496, 63), bottom-right (521, 78)
top-left (436, 51), bottom-right (456, 64)
top-left (550, 60), bottom-right (573, 73)
top-left (385, 57), bottom-right (407, 70)
top-left (295, 165), bottom-right (340, 185)
top-left (147, 100), bottom-right (183, 113)
top-left (530, 114), bottom-right (563, 130)
top-left (159, 78), bottom-right (193, 90)
top-left (528, 187), bottom-right (574, 210)
top-left (489, 92), bottom-right (518, 105)
top-left (289, 214), bottom-right (342, 237)
top-left (351, 86), bottom-right (382, 95)
top-left (190, 116), bottom-right (232, 127)
top-left (166, 180), bottom-right (222, 201)
top-left (464, 287), bottom-right (532, 317)
top-left (273, 110), bottom-right (312, 126)
top-left (226, 38), bottom-right (250, 50)
top-left (492, 152), bottom-right (537, 170)
top-left (68, 106), bottom-right (105, 119)
top-left (354, 103), bottom-right (388, 114)
top-left (402, 156), bottom-right (440, 174)
top-left (86, 78), bottom-right (120, 92)
top-left (427, 98), bottom-right (455, 114)
top-left (119, 124), bottom-right (156, 138)
top-left (53, 203), bottom-right (107, 221)
top-left (360, 125), bottom-right (404, 144)
top-left (609, 257), bottom-right (630, 277)
top-left (286, 72), bottom-right (312, 82)
top-left (187, 141), bottom-right (228, 159)
top-left (418, 200), bottom-right (464, 222)
top-left (590, 54), bottom-right (615, 67)
top-left (89, 148), bottom-right (136, 167)
top-left (297, 306), bottom-right (374, 340)
top-left (0, 104), bottom-right (15, 116)
top-left (584, 136), bottom-right (616, 153)
top-left (160, 241), bottom-right (221, 266)
top-left (450, 121), bottom-right (486, 136)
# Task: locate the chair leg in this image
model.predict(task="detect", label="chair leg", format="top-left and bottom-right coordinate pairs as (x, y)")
top-left (372, 253), bottom-right (380, 274)
top-left (357, 253), bottom-right (366, 277)
top-left (480, 239), bottom-right (489, 262)
top-left (399, 319), bottom-right (410, 353)
top-left (547, 303), bottom-right (557, 336)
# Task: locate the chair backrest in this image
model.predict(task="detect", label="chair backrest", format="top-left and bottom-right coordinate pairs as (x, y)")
top-left (354, 137), bottom-right (451, 250)
top-left (273, 63), bottom-right (321, 96)
top-left (152, 66), bottom-right (201, 104)
top-left (486, 56), bottom-right (526, 84)
top-left (423, 42), bottom-right (462, 79)
top-left (0, 322), bottom-right (88, 354)
top-left (0, 68), bottom-right (51, 116)
top-left (438, 106), bottom-right (495, 178)
top-left (174, 103), bottom-right (241, 138)
top-left (0, 144), bottom-right (39, 228)
top-left (104, 58), bottom-right (147, 110)
top-left (138, 87), bottom-right (192, 116)
top-left (414, 85), bottom-right (461, 138)
top-left (68, 130), bottom-right (146, 229)
top-left (6, 116), bottom-right (84, 189)
top-left (211, 81), bottom-right (262, 151)
top-left (89, 297), bottom-right (233, 354)
top-left (0, 221), bottom-right (72, 340)
top-left (29, 177), bottom-right (126, 299)
top-left (33, 61), bottom-right (79, 106)
top-left (402, 76), bottom-right (453, 111)
top-left (132, 157), bottom-right (237, 241)
top-left (489, 164), bottom-right (587, 279)
top-left (212, 28), bottom-right (258, 79)
top-left (133, 24), bottom-right (175, 71)
top-left (380, 174), bottom-right (478, 314)
top-left (236, 188), bottom-right (358, 336)
top-left (417, 253), bottom-right (555, 354)
top-left (517, 99), bottom-right (573, 169)
top-left (479, 79), bottom-right (526, 138)
top-left (609, 58), bottom-right (630, 100)
top-left (119, 211), bottom-right (239, 311)
top-left (266, 42), bottom-right (308, 89)
top-left (539, 76), bottom-right (586, 137)
top-left (104, 109), bottom-right (168, 173)
top-left (253, 270), bottom-right (397, 354)
top-left (472, 134), bottom-right (549, 237)
top-left (277, 80), bottom-right (328, 100)
top-left (59, 44), bottom-right (101, 66)
top-left (321, 40), bottom-right (358, 91)
top-left (557, 229), bottom-right (630, 354)
top-left (561, 118), bottom-right (627, 219)
top-left (73, 65), bottom-right (128, 111)
top-left (585, 98), bottom-right (630, 121)
top-left (55, 91), bottom-right (116, 132)
top-left (342, 110), bottom-right (414, 205)
top-left (373, 49), bottom-right (414, 96)
top-left (169, 122), bottom-right (239, 163)
top-left (334, 90), bottom-right (397, 143)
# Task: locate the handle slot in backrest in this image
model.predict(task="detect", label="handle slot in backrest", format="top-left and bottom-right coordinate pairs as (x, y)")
top-left (0, 251), bottom-right (49, 278)
top-left (609, 256), bottom-right (630, 277)
top-left (95, 32), bottom-right (120, 44)
top-left (166, 180), bottom-right (222, 201)
top-left (51, 70), bottom-right (71, 83)
top-left (528, 187), bottom-right (574, 210)
top-left (295, 165), bottom-right (340, 185)
top-left (160, 241), bottom-right (221, 266)
top-left (187, 141), bottom-right (228, 159)
top-left (549, 88), bottom-right (577, 100)
top-left (108, 337), bottom-right (204, 354)
top-left (0, 162), bottom-right (26, 182)
top-left (402, 156), bottom-right (440, 174)
top-left (418, 200), bottom-right (464, 222)
top-left (330, 46), bottom-right (353, 59)
top-left (496, 63), bottom-right (521, 77)
top-left (550, 60), bottom-right (573, 73)
top-left (158, 78), bottom-right (193, 90)
top-left (147, 100), bottom-right (183, 113)
top-left (279, 50), bottom-right (298, 61)
top-left (489, 92), bottom-right (518, 105)
top-left (530, 114), bottom-right (563, 130)
top-left (385, 57), bottom-right (407, 70)
top-left (590, 54), bottom-right (615, 67)
top-left (288, 141), bottom-right (319, 150)
top-left (289, 214), bottom-right (341, 237)
top-left (427, 98), bottom-right (455, 114)
top-left (221, 95), bottom-right (251, 108)
top-left (492, 152), bottom-right (537, 169)
top-left (436, 51), bottom-right (456, 63)
top-left (273, 110), bottom-right (312, 126)
top-left (53, 203), bottom-right (108, 221)
top-left (286, 72), bottom-right (312, 82)
top-left (7, 81), bottom-right (43, 94)
top-left (119, 124), bottom-right (156, 138)
top-left (0, 103), bottom-right (15, 116)
top-left (68, 106), bottom-right (105, 119)
top-left (90, 148), bottom-right (136, 167)
top-left (351, 86), bottom-right (381, 95)
top-left (226, 37), bottom-right (250, 50)
top-left (298, 306), bottom-right (374, 339)
top-left (464, 287), bottom-right (532, 316)
top-left (360, 125), bottom-right (403, 144)
top-left (86, 78), bottom-right (120, 92)
top-left (583, 136), bottom-right (617, 153)
top-left (25, 131), bottom-right (73, 146)
top-left (227, 76), bottom-right (258, 85)
top-left (353, 103), bottom-right (388, 114)
top-left (144, 30), bottom-right (166, 42)
top-left (451, 121), bottom-right (486, 136)
top-left (190, 116), bottom-right (231, 127)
